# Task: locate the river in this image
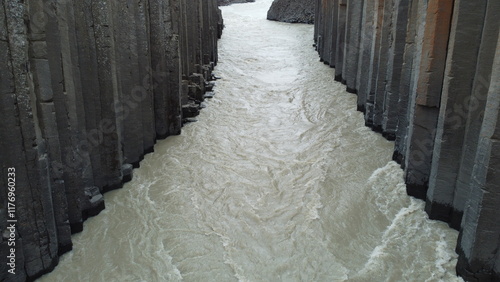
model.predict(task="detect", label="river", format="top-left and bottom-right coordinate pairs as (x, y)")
top-left (39, 1), bottom-right (462, 281)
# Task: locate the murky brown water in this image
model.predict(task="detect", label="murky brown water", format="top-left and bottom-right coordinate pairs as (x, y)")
top-left (39, 1), bottom-right (462, 281)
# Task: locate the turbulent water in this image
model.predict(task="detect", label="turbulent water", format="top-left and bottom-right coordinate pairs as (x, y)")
top-left (40, 1), bottom-right (463, 281)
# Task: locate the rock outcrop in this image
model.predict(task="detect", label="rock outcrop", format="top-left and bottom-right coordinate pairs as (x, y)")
top-left (218, 0), bottom-right (255, 6)
top-left (315, 0), bottom-right (500, 281)
top-left (0, 0), bottom-right (222, 281)
top-left (267, 0), bottom-right (315, 24)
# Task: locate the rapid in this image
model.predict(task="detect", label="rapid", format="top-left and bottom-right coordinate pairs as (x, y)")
top-left (39, 1), bottom-right (462, 281)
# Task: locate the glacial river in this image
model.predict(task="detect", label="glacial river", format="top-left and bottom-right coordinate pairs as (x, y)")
top-left (40, 1), bottom-right (462, 281)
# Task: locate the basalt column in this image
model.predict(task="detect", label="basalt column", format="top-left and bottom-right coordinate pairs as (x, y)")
top-left (334, 0), bottom-right (346, 81)
top-left (317, 0), bottom-right (334, 66)
top-left (149, 0), bottom-right (183, 139)
top-left (425, 0), bottom-right (488, 228)
top-left (179, 0), bottom-right (220, 119)
top-left (381, 0), bottom-right (410, 140)
top-left (370, 0), bottom-right (394, 132)
top-left (363, 0), bottom-right (385, 127)
top-left (403, 0), bottom-right (454, 200)
top-left (1, 2), bottom-right (58, 280)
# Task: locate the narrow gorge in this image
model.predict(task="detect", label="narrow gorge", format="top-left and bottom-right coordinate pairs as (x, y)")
top-left (1, 0), bottom-right (499, 281)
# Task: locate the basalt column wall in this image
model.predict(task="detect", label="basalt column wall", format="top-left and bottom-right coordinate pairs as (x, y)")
top-left (0, 0), bottom-right (222, 281)
top-left (315, 0), bottom-right (499, 281)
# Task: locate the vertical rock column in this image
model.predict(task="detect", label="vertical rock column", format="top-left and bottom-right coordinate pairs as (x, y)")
top-left (313, 0), bottom-right (500, 279)
top-left (92, 0), bottom-right (124, 192)
top-left (425, 0), bottom-right (488, 228)
top-left (317, 0), bottom-right (332, 64)
top-left (454, 0), bottom-right (500, 226)
top-left (404, 0), bottom-right (454, 199)
top-left (313, 0), bottom-right (321, 47)
top-left (46, 0), bottom-right (105, 231)
top-left (313, 0), bottom-right (323, 60)
top-left (112, 0), bottom-right (150, 168)
top-left (27, 0), bottom-right (73, 255)
top-left (150, 0), bottom-right (183, 138)
top-left (381, 0), bottom-right (410, 140)
top-left (456, 33), bottom-right (500, 281)
top-left (0, 0), bottom-right (223, 280)
top-left (72, 0), bottom-right (105, 192)
top-left (179, 0), bottom-right (221, 120)
top-left (137, 1), bottom-right (157, 155)
top-left (314, 0), bottom-right (337, 68)
top-left (371, 0), bottom-right (394, 132)
top-left (342, 0), bottom-right (364, 93)
top-left (334, 0), bottom-right (346, 81)
top-left (327, 0), bottom-right (338, 67)
top-left (355, 0), bottom-right (375, 112)
top-left (321, 0), bottom-right (334, 66)
top-left (393, 0), bottom-right (428, 166)
top-left (364, 0), bottom-right (386, 126)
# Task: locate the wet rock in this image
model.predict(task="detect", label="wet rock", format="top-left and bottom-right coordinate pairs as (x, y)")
top-left (122, 164), bottom-right (134, 183)
top-left (83, 186), bottom-right (105, 218)
top-left (204, 91), bottom-right (216, 99)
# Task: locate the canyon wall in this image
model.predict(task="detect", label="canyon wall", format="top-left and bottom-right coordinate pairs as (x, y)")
top-left (218, 0), bottom-right (255, 6)
top-left (0, 0), bottom-right (222, 281)
top-left (314, 0), bottom-right (499, 281)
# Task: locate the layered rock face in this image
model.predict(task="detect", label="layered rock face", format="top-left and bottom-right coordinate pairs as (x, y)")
top-left (267, 0), bottom-right (315, 24)
top-left (0, 0), bottom-right (222, 281)
top-left (315, 0), bottom-right (499, 281)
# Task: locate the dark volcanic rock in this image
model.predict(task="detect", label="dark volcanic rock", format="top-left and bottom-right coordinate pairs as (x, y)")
top-left (314, 0), bottom-right (500, 280)
top-left (267, 0), bottom-right (315, 24)
top-left (0, 0), bottom-right (222, 280)
top-left (218, 0), bottom-right (255, 6)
